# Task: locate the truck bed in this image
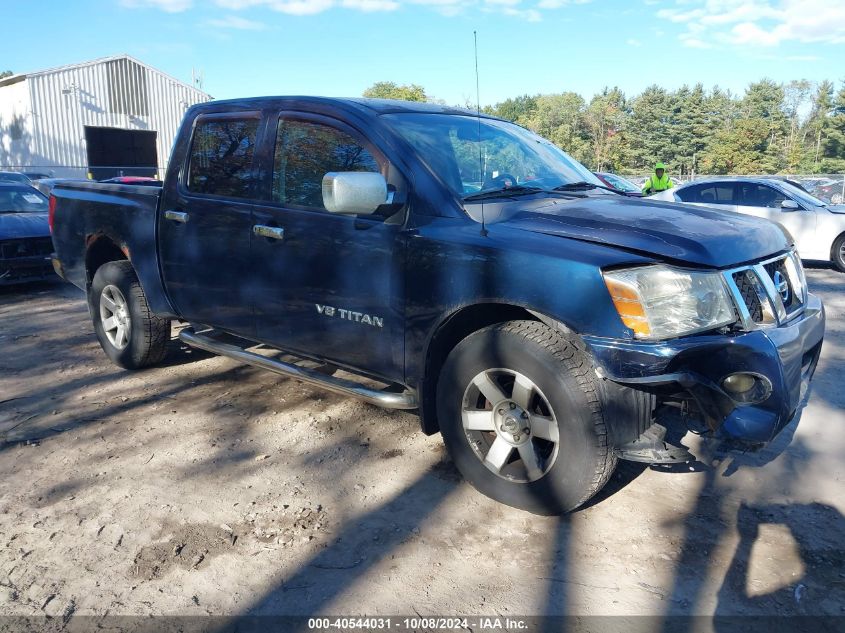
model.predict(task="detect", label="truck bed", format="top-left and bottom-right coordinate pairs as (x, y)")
top-left (50, 181), bottom-right (173, 315)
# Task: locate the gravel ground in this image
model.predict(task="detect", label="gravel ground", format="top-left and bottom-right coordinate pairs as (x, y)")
top-left (0, 267), bottom-right (843, 625)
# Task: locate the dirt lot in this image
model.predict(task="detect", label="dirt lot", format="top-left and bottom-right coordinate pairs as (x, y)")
top-left (1, 268), bottom-right (844, 626)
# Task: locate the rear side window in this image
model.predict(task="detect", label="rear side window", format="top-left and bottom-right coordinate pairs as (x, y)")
top-left (187, 117), bottom-right (259, 198)
top-left (678, 183), bottom-right (734, 205)
top-left (272, 119), bottom-right (382, 210)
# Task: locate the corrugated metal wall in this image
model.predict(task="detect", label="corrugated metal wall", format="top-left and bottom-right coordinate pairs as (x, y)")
top-left (23, 57), bottom-right (210, 178)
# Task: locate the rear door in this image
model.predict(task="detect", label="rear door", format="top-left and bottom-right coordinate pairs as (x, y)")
top-left (676, 181), bottom-right (738, 212)
top-left (249, 112), bottom-right (406, 381)
top-left (158, 112), bottom-right (263, 336)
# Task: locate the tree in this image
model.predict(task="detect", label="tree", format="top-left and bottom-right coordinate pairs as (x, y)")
top-left (808, 80), bottom-right (835, 171)
top-left (0, 70), bottom-right (13, 79)
top-left (626, 85), bottom-right (671, 171)
top-left (518, 93), bottom-right (591, 164)
top-left (781, 79), bottom-right (811, 172)
top-left (584, 87), bottom-right (627, 171)
top-left (486, 95), bottom-right (537, 122)
top-left (819, 82), bottom-right (845, 173)
top-left (740, 79), bottom-right (788, 172)
top-left (362, 81), bottom-right (428, 102)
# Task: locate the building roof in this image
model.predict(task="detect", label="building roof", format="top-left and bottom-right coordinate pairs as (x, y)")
top-left (0, 54), bottom-right (211, 98)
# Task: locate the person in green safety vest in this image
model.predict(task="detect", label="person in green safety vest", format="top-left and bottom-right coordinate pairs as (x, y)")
top-left (642, 162), bottom-right (674, 195)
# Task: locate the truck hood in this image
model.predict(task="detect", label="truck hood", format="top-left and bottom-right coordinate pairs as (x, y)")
top-left (0, 212), bottom-right (50, 240)
top-left (489, 195), bottom-right (792, 268)
top-left (825, 204), bottom-right (845, 215)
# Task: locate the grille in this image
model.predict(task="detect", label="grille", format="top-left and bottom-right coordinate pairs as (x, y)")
top-left (732, 270), bottom-right (764, 323)
top-left (726, 253), bottom-right (805, 330)
top-left (763, 258), bottom-right (797, 311)
top-left (0, 238), bottom-right (53, 260)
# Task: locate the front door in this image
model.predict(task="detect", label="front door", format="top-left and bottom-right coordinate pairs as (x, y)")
top-left (158, 112), bottom-right (262, 336)
top-left (734, 182), bottom-right (817, 251)
top-left (249, 113), bottom-right (405, 381)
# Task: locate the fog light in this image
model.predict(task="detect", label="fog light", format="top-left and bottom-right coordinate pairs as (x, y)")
top-left (722, 373), bottom-right (756, 394)
top-left (721, 372), bottom-right (772, 404)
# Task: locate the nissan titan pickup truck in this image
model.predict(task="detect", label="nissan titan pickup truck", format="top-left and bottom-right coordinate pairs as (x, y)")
top-left (49, 97), bottom-right (825, 515)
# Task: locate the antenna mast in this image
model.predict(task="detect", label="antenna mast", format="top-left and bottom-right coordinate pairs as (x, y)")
top-left (474, 31), bottom-right (487, 237)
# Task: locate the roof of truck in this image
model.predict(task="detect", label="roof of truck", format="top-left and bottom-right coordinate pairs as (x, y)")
top-left (194, 96), bottom-right (500, 119)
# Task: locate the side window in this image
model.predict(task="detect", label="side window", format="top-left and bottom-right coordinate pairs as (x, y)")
top-left (739, 184), bottom-right (787, 208)
top-left (272, 119), bottom-right (382, 210)
top-left (187, 117), bottom-right (259, 198)
top-left (693, 184), bottom-right (734, 205)
top-left (676, 184), bottom-right (704, 203)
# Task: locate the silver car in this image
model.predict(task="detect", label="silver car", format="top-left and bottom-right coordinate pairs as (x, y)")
top-left (650, 177), bottom-right (845, 272)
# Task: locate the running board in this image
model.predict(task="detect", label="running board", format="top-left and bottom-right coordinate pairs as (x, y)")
top-left (178, 328), bottom-right (418, 410)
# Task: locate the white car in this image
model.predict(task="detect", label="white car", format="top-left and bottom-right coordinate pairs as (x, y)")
top-left (650, 177), bottom-right (845, 271)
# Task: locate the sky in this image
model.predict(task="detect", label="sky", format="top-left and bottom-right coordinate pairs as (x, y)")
top-left (2, 0), bottom-right (844, 107)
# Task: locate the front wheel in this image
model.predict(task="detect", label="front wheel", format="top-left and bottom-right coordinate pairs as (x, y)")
top-left (436, 321), bottom-right (615, 515)
top-left (832, 234), bottom-right (845, 273)
top-left (90, 261), bottom-right (170, 369)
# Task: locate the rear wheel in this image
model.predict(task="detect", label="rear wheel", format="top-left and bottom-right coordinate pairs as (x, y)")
top-left (832, 234), bottom-right (845, 273)
top-left (90, 261), bottom-right (170, 369)
top-left (436, 320), bottom-right (615, 515)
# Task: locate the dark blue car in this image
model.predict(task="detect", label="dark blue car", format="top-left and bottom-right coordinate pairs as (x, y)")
top-left (48, 98), bottom-right (825, 515)
top-left (0, 183), bottom-right (54, 285)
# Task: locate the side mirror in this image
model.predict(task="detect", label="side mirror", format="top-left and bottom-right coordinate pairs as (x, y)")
top-left (781, 199), bottom-right (800, 211)
top-left (322, 172), bottom-right (387, 215)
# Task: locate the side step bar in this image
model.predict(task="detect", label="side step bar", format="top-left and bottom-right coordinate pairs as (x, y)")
top-left (179, 328), bottom-right (418, 410)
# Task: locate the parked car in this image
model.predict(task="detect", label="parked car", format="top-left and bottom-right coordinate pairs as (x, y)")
top-left (0, 183), bottom-right (55, 284)
top-left (23, 172), bottom-right (53, 181)
top-left (49, 97), bottom-right (824, 515)
top-left (594, 172), bottom-right (643, 197)
top-left (811, 179), bottom-right (844, 205)
top-left (0, 171), bottom-right (32, 185)
top-left (651, 177), bottom-right (845, 271)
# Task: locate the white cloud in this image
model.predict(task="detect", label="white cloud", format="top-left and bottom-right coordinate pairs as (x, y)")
top-left (626, 38), bottom-right (642, 46)
top-left (342, 0), bottom-right (399, 9)
top-left (125, 0), bottom-right (594, 19)
top-left (661, 0), bottom-right (845, 48)
top-left (120, 0), bottom-right (192, 11)
top-left (205, 14), bottom-right (267, 28)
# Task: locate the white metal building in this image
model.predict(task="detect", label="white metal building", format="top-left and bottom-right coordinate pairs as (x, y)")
top-left (0, 55), bottom-right (211, 179)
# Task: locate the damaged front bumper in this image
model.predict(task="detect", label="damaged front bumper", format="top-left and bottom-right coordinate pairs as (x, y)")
top-left (584, 293), bottom-right (825, 446)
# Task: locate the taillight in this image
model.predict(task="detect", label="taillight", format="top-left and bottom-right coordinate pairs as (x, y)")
top-left (48, 195), bottom-right (56, 233)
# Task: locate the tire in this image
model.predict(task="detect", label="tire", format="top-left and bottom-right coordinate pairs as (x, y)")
top-left (90, 260), bottom-right (170, 369)
top-left (436, 320), bottom-right (615, 515)
top-left (833, 234), bottom-right (845, 273)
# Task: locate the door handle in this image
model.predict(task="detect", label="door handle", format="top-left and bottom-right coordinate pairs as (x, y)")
top-left (164, 210), bottom-right (189, 223)
top-left (253, 225), bottom-right (285, 241)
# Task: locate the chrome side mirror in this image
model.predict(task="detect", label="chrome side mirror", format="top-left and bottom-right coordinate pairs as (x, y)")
top-left (322, 172), bottom-right (387, 215)
top-left (781, 199), bottom-right (800, 211)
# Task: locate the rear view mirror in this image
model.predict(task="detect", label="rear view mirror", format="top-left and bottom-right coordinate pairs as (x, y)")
top-left (781, 199), bottom-right (800, 211)
top-left (322, 172), bottom-right (387, 215)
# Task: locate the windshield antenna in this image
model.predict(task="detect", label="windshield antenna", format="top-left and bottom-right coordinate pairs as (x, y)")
top-left (473, 30), bottom-right (488, 237)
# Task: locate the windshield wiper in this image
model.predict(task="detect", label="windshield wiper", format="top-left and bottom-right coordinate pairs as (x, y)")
top-left (463, 185), bottom-right (545, 202)
top-left (553, 181), bottom-right (624, 195)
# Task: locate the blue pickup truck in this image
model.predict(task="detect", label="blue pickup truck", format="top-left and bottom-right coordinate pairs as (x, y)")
top-left (49, 97), bottom-right (824, 514)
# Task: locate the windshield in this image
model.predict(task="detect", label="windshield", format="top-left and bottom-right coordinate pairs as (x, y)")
top-left (0, 186), bottom-right (49, 213)
top-left (599, 173), bottom-right (640, 193)
top-left (383, 113), bottom-right (603, 199)
top-left (779, 180), bottom-right (827, 208)
top-left (0, 172), bottom-right (32, 185)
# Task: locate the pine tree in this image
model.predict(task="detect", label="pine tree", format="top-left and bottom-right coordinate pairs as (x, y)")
top-left (807, 80), bottom-right (834, 172)
top-left (819, 82), bottom-right (845, 173)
